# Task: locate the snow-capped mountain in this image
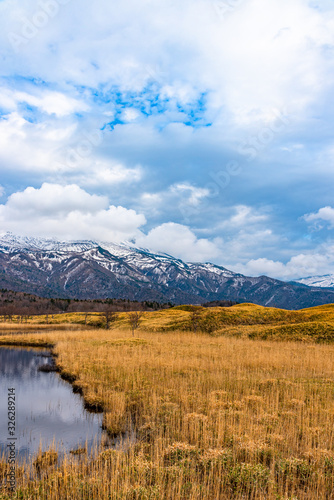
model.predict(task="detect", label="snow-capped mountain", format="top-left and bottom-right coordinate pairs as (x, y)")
top-left (295, 275), bottom-right (334, 288)
top-left (1, 233), bottom-right (334, 309)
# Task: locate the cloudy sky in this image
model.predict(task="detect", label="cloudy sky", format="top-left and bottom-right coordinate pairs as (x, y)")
top-left (0, 0), bottom-right (334, 279)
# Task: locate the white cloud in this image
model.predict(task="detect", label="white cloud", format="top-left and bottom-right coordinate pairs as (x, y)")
top-left (122, 108), bottom-right (140, 122)
top-left (233, 258), bottom-right (289, 278)
top-left (3, 184), bottom-right (334, 281)
top-left (233, 245), bottom-right (334, 280)
top-left (304, 206), bottom-right (334, 229)
top-left (208, 228), bottom-right (278, 270)
top-left (14, 90), bottom-right (89, 117)
top-left (0, 183), bottom-right (146, 242)
top-left (205, 0), bottom-right (334, 125)
top-left (0, 0), bottom-right (332, 177)
top-left (0, 87), bottom-right (88, 117)
top-left (136, 222), bottom-right (221, 262)
top-left (135, 182), bottom-right (211, 220)
top-left (1, 0), bottom-right (332, 128)
top-left (70, 161), bottom-right (143, 187)
top-left (170, 183), bottom-right (210, 206)
top-left (0, 0), bottom-right (332, 276)
top-left (5, 183), bottom-right (108, 215)
top-left (0, 184), bottom-right (223, 261)
top-left (0, 111), bottom-right (76, 173)
top-left (141, 192), bottom-right (161, 204)
top-left (218, 205), bottom-right (268, 229)
top-left (0, 110), bottom-right (143, 190)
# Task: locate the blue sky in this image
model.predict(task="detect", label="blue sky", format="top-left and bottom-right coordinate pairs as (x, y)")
top-left (0, 0), bottom-right (334, 280)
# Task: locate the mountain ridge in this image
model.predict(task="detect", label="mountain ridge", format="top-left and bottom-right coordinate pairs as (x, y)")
top-left (295, 274), bottom-right (334, 289)
top-left (1, 233), bottom-right (334, 309)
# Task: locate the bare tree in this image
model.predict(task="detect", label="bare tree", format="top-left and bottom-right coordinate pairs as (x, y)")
top-left (128, 311), bottom-right (143, 337)
top-left (4, 305), bottom-right (15, 323)
top-left (104, 307), bottom-right (117, 329)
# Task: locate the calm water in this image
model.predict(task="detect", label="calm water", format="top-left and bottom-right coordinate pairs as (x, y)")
top-left (0, 346), bottom-right (108, 460)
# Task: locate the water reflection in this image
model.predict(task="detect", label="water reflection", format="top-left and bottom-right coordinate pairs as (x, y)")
top-left (0, 347), bottom-right (107, 460)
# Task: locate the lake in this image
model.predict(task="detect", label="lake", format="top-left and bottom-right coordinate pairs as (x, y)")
top-left (0, 346), bottom-right (110, 461)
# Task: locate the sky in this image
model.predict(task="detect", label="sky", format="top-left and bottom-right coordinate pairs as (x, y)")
top-left (0, 0), bottom-right (334, 280)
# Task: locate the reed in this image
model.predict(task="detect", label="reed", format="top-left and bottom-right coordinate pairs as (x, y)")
top-left (1, 318), bottom-right (334, 498)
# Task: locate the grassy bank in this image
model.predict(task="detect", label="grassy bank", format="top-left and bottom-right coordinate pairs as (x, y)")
top-left (0, 323), bottom-right (334, 498)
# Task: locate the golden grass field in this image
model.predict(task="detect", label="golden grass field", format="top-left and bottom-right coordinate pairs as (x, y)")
top-left (4, 302), bottom-right (334, 342)
top-left (1, 303), bottom-right (334, 498)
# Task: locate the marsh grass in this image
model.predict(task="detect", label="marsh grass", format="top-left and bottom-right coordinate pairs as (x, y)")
top-left (3, 302), bottom-right (334, 342)
top-left (4, 302), bottom-right (334, 342)
top-left (1, 308), bottom-right (334, 498)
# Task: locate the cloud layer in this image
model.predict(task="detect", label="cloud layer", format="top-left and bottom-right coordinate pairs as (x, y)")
top-left (0, 0), bottom-right (333, 279)
top-left (0, 184), bottom-right (146, 242)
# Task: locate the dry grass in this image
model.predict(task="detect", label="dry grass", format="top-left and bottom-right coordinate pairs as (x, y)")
top-left (0, 322), bottom-right (84, 331)
top-left (1, 314), bottom-right (334, 499)
top-left (5, 302), bottom-right (334, 342)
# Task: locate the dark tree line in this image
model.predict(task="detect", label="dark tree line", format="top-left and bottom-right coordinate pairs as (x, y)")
top-left (0, 289), bottom-right (173, 322)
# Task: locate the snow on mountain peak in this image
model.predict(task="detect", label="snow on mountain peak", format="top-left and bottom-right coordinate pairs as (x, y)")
top-left (296, 274), bottom-right (334, 288)
top-left (0, 233), bottom-right (98, 253)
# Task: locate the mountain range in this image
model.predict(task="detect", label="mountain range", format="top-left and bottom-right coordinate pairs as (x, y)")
top-left (296, 275), bottom-right (334, 288)
top-left (0, 233), bottom-right (334, 310)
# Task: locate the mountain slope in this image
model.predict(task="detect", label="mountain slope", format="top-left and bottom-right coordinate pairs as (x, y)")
top-left (1, 233), bottom-right (334, 309)
top-left (296, 275), bottom-right (334, 288)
